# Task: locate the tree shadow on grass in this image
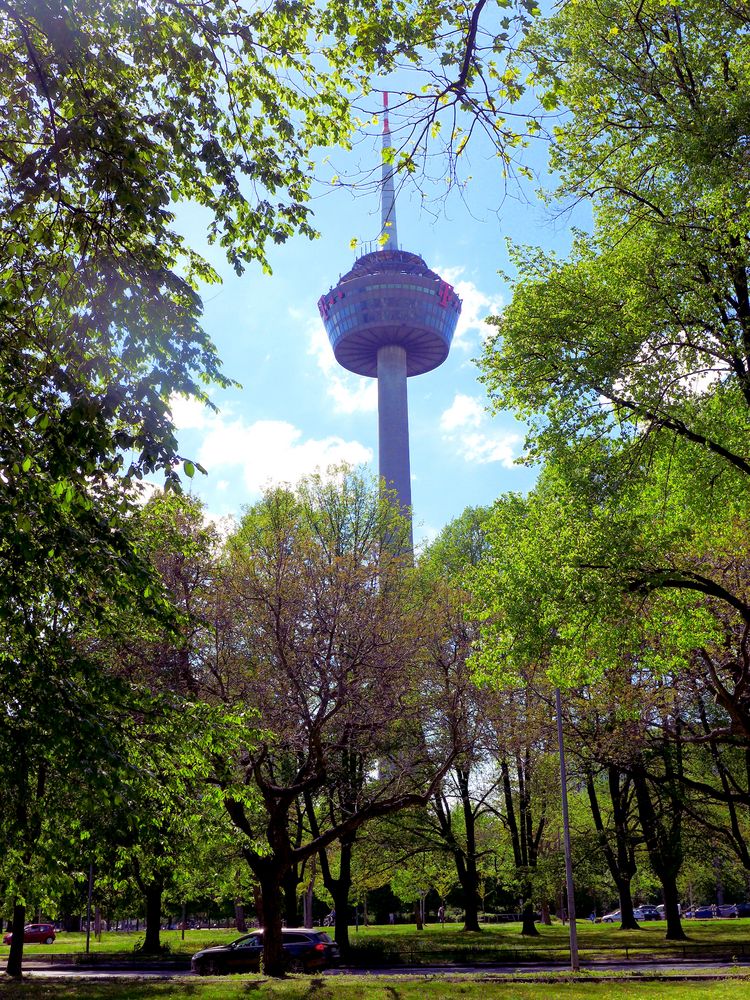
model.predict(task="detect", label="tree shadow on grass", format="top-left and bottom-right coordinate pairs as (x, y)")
top-left (1, 979), bottom-right (202, 1000)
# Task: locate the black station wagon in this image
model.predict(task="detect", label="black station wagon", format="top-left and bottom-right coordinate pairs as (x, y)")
top-left (191, 928), bottom-right (340, 975)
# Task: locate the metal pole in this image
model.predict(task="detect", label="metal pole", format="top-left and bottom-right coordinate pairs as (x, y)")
top-left (555, 687), bottom-right (579, 972)
top-left (85, 863), bottom-right (93, 955)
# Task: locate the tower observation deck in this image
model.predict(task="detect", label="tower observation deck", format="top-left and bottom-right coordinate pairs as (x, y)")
top-left (318, 94), bottom-right (461, 548)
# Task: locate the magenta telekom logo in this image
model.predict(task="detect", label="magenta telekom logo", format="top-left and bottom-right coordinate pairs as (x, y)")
top-left (437, 280), bottom-right (455, 308)
top-left (318, 289), bottom-right (344, 320)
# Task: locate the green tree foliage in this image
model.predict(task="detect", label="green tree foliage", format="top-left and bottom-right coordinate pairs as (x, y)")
top-left (0, 642), bottom-right (127, 972)
top-left (96, 492), bottom-right (258, 953)
top-left (465, 469), bottom-right (717, 937)
top-left (417, 509), bottom-right (504, 934)
top-left (481, 0), bottom-right (750, 476)
top-left (204, 470), bottom-right (451, 975)
top-left (0, 0), bottom-right (482, 638)
top-left (0, 487), bottom-right (166, 975)
top-left (449, 1), bottom-right (750, 937)
top-left (470, 441), bottom-right (750, 722)
top-left (0, 4), bottom-right (472, 969)
top-left (0, 0), bottom-right (454, 515)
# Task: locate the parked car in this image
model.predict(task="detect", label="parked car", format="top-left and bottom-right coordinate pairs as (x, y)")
top-left (601, 910), bottom-right (621, 923)
top-left (2, 923), bottom-right (56, 945)
top-left (633, 906), bottom-right (660, 921)
top-left (735, 902), bottom-right (750, 918)
top-left (716, 903), bottom-right (739, 918)
top-left (656, 903), bottom-right (682, 918)
top-left (690, 905), bottom-right (715, 919)
top-left (191, 928), bottom-right (340, 975)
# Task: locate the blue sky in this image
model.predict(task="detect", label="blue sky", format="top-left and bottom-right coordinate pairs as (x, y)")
top-left (170, 93), bottom-right (586, 545)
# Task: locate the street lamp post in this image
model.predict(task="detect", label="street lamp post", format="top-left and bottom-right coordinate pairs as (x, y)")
top-left (85, 863), bottom-right (93, 955)
top-left (555, 687), bottom-right (579, 972)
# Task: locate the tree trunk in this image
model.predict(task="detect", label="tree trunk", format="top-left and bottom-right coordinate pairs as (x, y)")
top-left (282, 866), bottom-right (299, 927)
top-left (461, 879), bottom-right (481, 932)
top-left (253, 884), bottom-right (264, 927)
top-left (540, 901), bottom-right (552, 926)
top-left (414, 900), bottom-right (423, 930)
top-left (618, 887), bottom-right (640, 931)
top-left (501, 756), bottom-right (543, 938)
top-left (140, 880), bottom-right (163, 953)
top-left (457, 768), bottom-right (482, 933)
top-left (521, 900), bottom-right (539, 936)
top-left (259, 872), bottom-right (286, 977)
top-left (662, 872), bottom-right (686, 941)
top-left (6, 900), bottom-right (25, 977)
top-left (586, 769), bottom-right (640, 930)
top-left (520, 880), bottom-right (539, 937)
top-left (631, 763), bottom-right (687, 941)
top-left (302, 854), bottom-right (316, 928)
top-left (332, 837), bottom-right (354, 956)
top-left (235, 903), bottom-right (247, 932)
top-left (301, 854), bottom-right (316, 929)
top-left (432, 787), bottom-right (480, 933)
top-left (303, 885), bottom-right (314, 928)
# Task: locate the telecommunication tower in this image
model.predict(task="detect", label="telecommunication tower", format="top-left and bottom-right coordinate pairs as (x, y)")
top-left (318, 94), bottom-right (461, 548)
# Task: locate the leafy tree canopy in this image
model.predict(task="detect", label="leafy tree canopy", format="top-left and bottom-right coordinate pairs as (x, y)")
top-left (480, 0), bottom-right (750, 477)
top-left (468, 435), bottom-right (750, 694)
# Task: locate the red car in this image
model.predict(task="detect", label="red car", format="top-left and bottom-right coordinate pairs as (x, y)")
top-left (3, 923), bottom-right (56, 945)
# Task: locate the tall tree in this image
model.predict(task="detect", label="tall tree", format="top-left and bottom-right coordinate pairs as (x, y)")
top-left (418, 508), bottom-right (501, 933)
top-left (0, 487), bottom-right (168, 976)
top-left (568, 683), bottom-right (644, 932)
top-left (481, 0), bottom-right (750, 481)
top-left (475, 0), bottom-right (750, 699)
top-left (201, 471), bottom-right (452, 976)
top-left (493, 676), bottom-right (556, 937)
top-left (466, 474), bottom-right (699, 938)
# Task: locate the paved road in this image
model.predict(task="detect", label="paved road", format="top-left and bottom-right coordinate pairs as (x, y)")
top-left (23, 967), bottom-right (192, 979)
top-left (20, 959), bottom-right (750, 980)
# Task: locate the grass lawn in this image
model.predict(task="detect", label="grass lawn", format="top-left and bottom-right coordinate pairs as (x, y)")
top-left (3, 973), bottom-right (750, 1000)
top-left (345, 920), bottom-right (750, 965)
top-left (3, 919), bottom-right (750, 965)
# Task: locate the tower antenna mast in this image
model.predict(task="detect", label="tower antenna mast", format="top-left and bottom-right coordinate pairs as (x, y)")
top-left (381, 92), bottom-right (398, 251)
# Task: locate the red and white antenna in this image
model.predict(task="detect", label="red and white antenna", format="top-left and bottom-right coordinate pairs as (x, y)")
top-left (380, 91), bottom-right (398, 250)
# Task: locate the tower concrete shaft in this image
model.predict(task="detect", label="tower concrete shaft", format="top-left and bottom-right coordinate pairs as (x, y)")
top-left (377, 344), bottom-right (412, 548)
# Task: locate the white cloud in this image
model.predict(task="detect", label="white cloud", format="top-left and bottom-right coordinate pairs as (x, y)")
top-left (170, 394), bottom-right (372, 498)
top-left (307, 316), bottom-right (377, 414)
top-left (439, 392), bottom-right (520, 469)
top-left (441, 267), bottom-right (503, 348)
top-left (439, 393), bottom-right (483, 432)
top-left (414, 523), bottom-right (440, 553)
top-left (307, 317), bottom-right (336, 377)
top-left (460, 432), bottom-right (520, 467)
top-left (201, 418), bottom-right (371, 496)
top-left (328, 378), bottom-right (378, 415)
top-left (168, 394), bottom-right (216, 430)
